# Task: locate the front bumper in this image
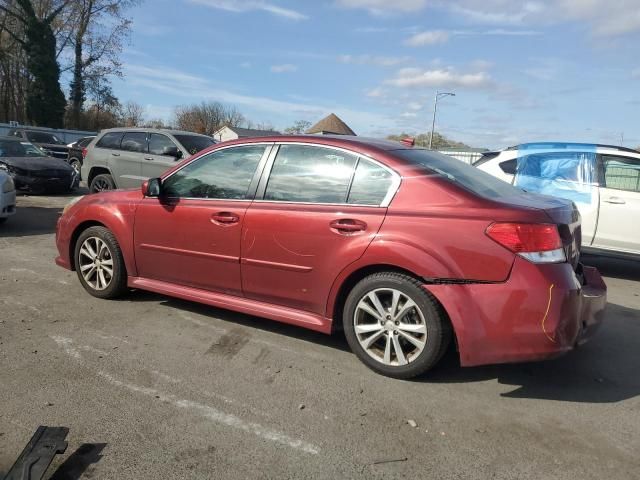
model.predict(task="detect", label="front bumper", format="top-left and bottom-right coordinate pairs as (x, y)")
top-left (426, 257), bottom-right (607, 367)
top-left (14, 172), bottom-right (78, 193)
top-left (1, 188), bottom-right (16, 218)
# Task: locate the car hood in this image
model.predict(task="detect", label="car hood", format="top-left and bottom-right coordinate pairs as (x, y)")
top-left (0, 155), bottom-right (74, 172)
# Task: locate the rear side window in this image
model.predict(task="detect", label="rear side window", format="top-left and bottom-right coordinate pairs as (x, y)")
top-left (96, 132), bottom-right (124, 149)
top-left (602, 155), bottom-right (640, 192)
top-left (264, 145), bottom-right (357, 204)
top-left (78, 137), bottom-right (93, 148)
top-left (120, 132), bottom-right (147, 153)
top-left (394, 148), bottom-right (520, 198)
top-left (499, 159), bottom-right (517, 175)
top-left (25, 131), bottom-right (61, 144)
top-left (163, 145), bottom-right (266, 199)
top-left (347, 159), bottom-right (394, 205)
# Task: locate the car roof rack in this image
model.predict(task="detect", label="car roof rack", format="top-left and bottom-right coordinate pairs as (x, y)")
top-left (505, 142), bottom-right (639, 154)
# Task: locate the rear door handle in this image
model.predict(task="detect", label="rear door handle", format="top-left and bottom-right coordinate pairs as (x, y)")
top-left (604, 197), bottom-right (626, 204)
top-left (211, 212), bottom-right (240, 225)
top-left (111, 153), bottom-right (120, 157)
top-left (330, 219), bottom-right (367, 234)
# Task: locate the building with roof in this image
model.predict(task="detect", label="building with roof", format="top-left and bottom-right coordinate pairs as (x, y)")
top-left (306, 113), bottom-right (355, 136)
top-left (214, 125), bottom-right (281, 142)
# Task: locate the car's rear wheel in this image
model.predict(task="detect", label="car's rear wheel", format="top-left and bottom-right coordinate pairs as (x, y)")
top-left (89, 173), bottom-right (115, 193)
top-left (74, 226), bottom-right (127, 299)
top-left (343, 272), bottom-right (451, 379)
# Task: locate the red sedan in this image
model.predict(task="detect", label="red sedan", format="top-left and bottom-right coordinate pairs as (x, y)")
top-left (55, 135), bottom-right (606, 378)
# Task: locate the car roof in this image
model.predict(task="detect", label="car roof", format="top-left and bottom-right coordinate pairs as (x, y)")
top-left (506, 142), bottom-right (639, 155)
top-left (99, 127), bottom-right (212, 138)
top-left (215, 134), bottom-right (411, 153)
top-left (0, 135), bottom-right (25, 142)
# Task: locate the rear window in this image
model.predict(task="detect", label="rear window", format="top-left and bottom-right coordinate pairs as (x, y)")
top-left (394, 148), bottom-right (521, 198)
top-left (173, 135), bottom-right (215, 156)
top-left (96, 132), bottom-right (124, 149)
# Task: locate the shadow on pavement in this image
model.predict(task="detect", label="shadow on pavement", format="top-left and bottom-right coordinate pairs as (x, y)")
top-left (49, 443), bottom-right (106, 480)
top-left (425, 302), bottom-right (640, 403)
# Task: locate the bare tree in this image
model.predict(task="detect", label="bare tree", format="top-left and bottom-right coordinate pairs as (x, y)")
top-left (120, 100), bottom-right (145, 126)
top-left (284, 119), bottom-right (311, 134)
top-left (174, 101), bottom-right (245, 135)
top-left (66, 0), bottom-right (138, 128)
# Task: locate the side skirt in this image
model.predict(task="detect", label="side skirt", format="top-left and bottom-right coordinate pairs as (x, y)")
top-left (128, 276), bottom-right (333, 334)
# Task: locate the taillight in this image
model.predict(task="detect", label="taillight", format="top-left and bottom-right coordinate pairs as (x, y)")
top-left (81, 147), bottom-right (88, 159)
top-left (486, 222), bottom-right (566, 264)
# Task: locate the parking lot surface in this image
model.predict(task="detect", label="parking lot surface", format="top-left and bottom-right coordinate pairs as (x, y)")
top-left (1, 193), bottom-right (639, 479)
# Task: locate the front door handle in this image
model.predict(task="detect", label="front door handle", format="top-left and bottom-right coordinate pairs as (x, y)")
top-left (604, 197), bottom-right (626, 204)
top-left (144, 156), bottom-right (154, 161)
top-left (111, 152), bottom-right (120, 157)
top-left (211, 212), bottom-right (240, 225)
top-left (330, 219), bottom-right (367, 234)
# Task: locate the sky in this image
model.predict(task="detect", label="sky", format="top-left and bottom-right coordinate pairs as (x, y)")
top-left (111, 0), bottom-right (640, 149)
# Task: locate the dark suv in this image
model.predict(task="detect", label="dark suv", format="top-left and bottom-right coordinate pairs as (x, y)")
top-left (8, 128), bottom-right (70, 160)
top-left (83, 128), bottom-right (215, 193)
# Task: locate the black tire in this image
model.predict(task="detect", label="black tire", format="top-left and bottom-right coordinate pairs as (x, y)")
top-left (74, 226), bottom-right (128, 299)
top-left (343, 272), bottom-right (451, 379)
top-left (89, 173), bottom-right (115, 193)
top-left (69, 158), bottom-right (82, 180)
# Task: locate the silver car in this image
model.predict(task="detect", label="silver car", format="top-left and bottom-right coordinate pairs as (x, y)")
top-left (82, 128), bottom-right (216, 193)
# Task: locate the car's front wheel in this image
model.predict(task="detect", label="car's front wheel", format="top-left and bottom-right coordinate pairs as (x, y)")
top-left (89, 173), bottom-right (115, 193)
top-left (74, 226), bottom-right (127, 299)
top-left (343, 272), bottom-right (451, 379)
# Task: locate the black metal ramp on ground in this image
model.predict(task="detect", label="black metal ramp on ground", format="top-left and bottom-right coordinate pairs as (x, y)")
top-left (3, 426), bottom-right (68, 480)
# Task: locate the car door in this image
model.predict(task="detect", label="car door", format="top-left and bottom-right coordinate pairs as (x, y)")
top-left (133, 144), bottom-right (272, 295)
top-left (592, 154), bottom-right (640, 253)
top-left (241, 144), bottom-right (397, 315)
top-left (142, 133), bottom-right (182, 179)
top-left (111, 132), bottom-right (147, 188)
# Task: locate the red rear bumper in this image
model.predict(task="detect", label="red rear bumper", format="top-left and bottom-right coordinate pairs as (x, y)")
top-left (426, 257), bottom-right (607, 367)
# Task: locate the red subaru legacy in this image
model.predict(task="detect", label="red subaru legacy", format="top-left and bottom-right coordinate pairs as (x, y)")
top-left (55, 136), bottom-right (606, 378)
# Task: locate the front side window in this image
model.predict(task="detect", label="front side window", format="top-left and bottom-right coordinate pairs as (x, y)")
top-left (264, 145), bottom-right (357, 203)
top-left (347, 159), bottom-right (394, 205)
top-left (96, 132), bottom-right (124, 149)
top-left (163, 145), bottom-right (266, 199)
top-left (173, 135), bottom-right (215, 156)
top-left (149, 134), bottom-right (177, 156)
top-left (120, 132), bottom-right (148, 153)
top-left (602, 155), bottom-right (640, 192)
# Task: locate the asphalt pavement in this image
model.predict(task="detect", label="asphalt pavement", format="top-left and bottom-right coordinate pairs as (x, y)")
top-left (1, 192), bottom-right (639, 479)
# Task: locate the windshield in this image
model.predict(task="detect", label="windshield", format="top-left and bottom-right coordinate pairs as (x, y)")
top-left (26, 131), bottom-right (63, 144)
top-left (0, 140), bottom-right (46, 158)
top-left (394, 148), bottom-right (523, 199)
top-left (173, 134), bottom-right (215, 156)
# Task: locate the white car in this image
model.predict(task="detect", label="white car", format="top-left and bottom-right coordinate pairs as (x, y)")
top-left (475, 142), bottom-right (640, 257)
top-left (0, 168), bottom-right (16, 223)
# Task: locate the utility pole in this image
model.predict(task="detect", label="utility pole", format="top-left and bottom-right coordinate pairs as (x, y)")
top-left (429, 91), bottom-right (455, 149)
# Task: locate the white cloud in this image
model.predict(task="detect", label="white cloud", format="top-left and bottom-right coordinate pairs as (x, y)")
top-left (404, 30), bottom-right (450, 46)
top-left (407, 102), bottom-right (423, 111)
top-left (400, 112), bottom-right (418, 118)
top-left (632, 68), bottom-right (640, 79)
top-left (365, 87), bottom-right (386, 98)
top-left (335, 0), bottom-right (428, 14)
top-left (338, 54), bottom-right (410, 67)
top-left (469, 59), bottom-right (494, 71)
top-left (385, 67), bottom-right (493, 89)
top-left (188, 0), bottom-right (307, 20)
top-left (270, 64), bottom-right (298, 73)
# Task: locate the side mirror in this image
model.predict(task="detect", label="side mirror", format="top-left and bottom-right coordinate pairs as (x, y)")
top-left (142, 177), bottom-right (162, 197)
top-left (163, 146), bottom-right (183, 159)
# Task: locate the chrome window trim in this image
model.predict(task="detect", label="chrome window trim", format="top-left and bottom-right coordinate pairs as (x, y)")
top-left (160, 142), bottom-right (275, 201)
top-left (256, 141), bottom-right (401, 208)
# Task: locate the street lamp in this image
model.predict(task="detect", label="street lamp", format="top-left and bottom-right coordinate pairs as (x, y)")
top-left (429, 91), bottom-right (455, 150)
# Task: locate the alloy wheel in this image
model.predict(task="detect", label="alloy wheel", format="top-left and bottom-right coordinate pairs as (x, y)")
top-left (78, 236), bottom-right (114, 290)
top-left (354, 288), bottom-right (427, 366)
